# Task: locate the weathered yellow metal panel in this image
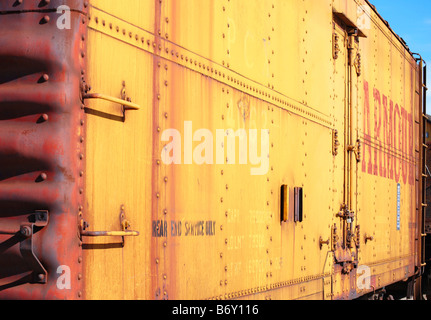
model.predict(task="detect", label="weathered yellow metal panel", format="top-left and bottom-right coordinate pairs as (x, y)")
top-left (79, 0), bottom-right (422, 300)
top-left (82, 7), bottom-right (154, 299)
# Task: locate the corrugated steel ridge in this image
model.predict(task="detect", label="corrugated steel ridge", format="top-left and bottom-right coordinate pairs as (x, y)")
top-left (0, 0), bottom-right (88, 299)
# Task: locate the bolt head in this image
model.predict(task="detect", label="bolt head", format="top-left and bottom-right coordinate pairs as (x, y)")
top-left (20, 226), bottom-right (32, 237)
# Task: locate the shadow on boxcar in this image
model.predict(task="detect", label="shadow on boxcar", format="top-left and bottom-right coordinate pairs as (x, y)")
top-left (0, 155), bottom-right (49, 182)
top-left (0, 55), bottom-right (48, 85)
top-left (0, 235), bottom-right (35, 291)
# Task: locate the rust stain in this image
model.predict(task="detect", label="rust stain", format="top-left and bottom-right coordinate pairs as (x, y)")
top-left (57, 165), bottom-right (75, 183)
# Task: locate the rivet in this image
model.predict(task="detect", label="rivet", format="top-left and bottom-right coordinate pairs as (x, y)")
top-left (78, 256), bottom-right (82, 263)
top-left (42, 74), bottom-right (49, 82)
top-left (41, 15), bottom-right (50, 23)
top-left (42, 114), bottom-right (49, 122)
top-left (40, 172), bottom-right (47, 181)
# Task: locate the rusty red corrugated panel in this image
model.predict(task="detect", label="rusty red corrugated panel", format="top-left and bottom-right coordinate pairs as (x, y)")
top-left (0, 0), bottom-right (88, 300)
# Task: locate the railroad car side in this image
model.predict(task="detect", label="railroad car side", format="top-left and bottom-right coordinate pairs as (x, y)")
top-left (0, 0), bottom-right (426, 301)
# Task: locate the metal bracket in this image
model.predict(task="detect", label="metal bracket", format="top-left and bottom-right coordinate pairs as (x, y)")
top-left (332, 32), bottom-right (340, 60)
top-left (354, 52), bottom-right (362, 76)
top-left (79, 206), bottom-right (139, 247)
top-left (347, 139), bottom-right (362, 162)
top-left (20, 210), bottom-right (49, 284)
top-left (336, 204), bottom-right (355, 223)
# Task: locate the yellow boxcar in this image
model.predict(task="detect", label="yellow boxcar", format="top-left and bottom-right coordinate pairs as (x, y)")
top-left (0, 0), bottom-right (427, 300)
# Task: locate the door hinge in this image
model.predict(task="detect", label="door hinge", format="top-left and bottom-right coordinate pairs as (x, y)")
top-left (354, 52), bottom-right (362, 76)
top-left (333, 32), bottom-right (340, 60)
top-left (332, 129), bottom-right (340, 156)
top-left (332, 223), bottom-right (339, 251)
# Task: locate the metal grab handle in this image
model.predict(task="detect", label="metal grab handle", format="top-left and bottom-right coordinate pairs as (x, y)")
top-left (83, 93), bottom-right (140, 110)
top-left (79, 206), bottom-right (140, 238)
top-left (80, 230), bottom-right (139, 237)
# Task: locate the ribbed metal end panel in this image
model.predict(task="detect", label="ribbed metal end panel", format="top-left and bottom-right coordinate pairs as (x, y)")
top-left (0, 0), bottom-right (88, 300)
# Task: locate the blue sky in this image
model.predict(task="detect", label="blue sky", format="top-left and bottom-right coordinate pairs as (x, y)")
top-left (369, 0), bottom-right (431, 110)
